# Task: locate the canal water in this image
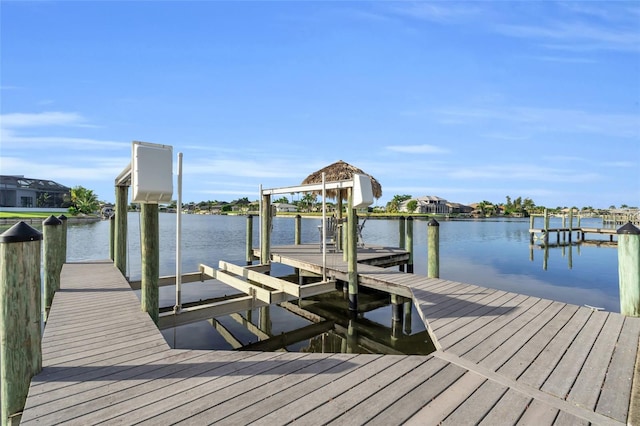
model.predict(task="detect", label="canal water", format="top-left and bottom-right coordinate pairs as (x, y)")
top-left (13, 214), bottom-right (621, 353)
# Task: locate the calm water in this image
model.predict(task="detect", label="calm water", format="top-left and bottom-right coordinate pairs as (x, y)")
top-left (13, 213), bottom-right (620, 352)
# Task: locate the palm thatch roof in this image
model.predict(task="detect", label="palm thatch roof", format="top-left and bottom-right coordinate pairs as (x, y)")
top-left (301, 160), bottom-right (382, 200)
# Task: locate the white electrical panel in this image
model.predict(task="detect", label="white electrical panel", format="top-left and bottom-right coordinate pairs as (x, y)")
top-left (131, 141), bottom-right (173, 203)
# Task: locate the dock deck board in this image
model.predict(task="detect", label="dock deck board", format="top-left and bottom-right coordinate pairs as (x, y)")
top-left (18, 246), bottom-right (640, 425)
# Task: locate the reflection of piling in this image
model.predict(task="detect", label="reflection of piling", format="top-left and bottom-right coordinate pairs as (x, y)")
top-left (543, 244), bottom-right (549, 271)
top-left (141, 203), bottom-right (159, 324)
top-left (259, 306), bottom-right (272, 335)
top-left (1, 222), bottom-right (43, 426)
top-left (43, 215), bottom-right (63, 319)
top-left (428, 219), bottom-right (440, 278)
top-left (403, 299), bottom-right (412, 335)
top-left (406, 216), bottom-right (414, 273)
top-left (568, 244), bottom-right (573, 270)
top-left (399, 218), bottom-right (406, 272)
top-left (617, 222), bottom-right (640, 317)
top-left (246, 214), bottom-right (254, 265)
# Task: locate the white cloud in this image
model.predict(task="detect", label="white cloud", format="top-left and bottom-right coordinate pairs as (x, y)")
top-left (386, 144), bottom-right (449, 154)
top-left (1, 111), bottom-right (85, 128)
top-left (1, 131), bottom-right (129, 150)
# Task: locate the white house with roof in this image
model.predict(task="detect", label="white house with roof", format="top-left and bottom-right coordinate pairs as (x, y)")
top-left (399, 196), bottom-right (473, 215)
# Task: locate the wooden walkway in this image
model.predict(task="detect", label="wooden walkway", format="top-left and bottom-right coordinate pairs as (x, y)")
top-left (19, 252), bottom-right (640, 425)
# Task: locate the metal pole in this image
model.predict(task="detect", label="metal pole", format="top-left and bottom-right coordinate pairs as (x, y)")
top-left (175, 152), bottom-right (183, 312)
top-left (347, 188), bottom-right (358, 312)
top-left (322, 173), bottom-right (327, 282)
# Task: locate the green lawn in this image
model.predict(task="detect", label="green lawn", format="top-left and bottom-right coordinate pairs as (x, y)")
top-left (0, 211), bottom-right (64, 219)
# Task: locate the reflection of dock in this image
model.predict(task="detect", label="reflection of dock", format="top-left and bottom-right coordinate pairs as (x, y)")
top-left (20, 254), bottom-right (640, 424)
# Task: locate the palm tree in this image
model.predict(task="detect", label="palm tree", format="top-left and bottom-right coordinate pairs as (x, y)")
top-left (69, 186), bottom-right (99, 215)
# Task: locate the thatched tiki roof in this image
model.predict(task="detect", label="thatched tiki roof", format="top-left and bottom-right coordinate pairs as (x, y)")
top-left (301, 160), bottom-right (382, 200)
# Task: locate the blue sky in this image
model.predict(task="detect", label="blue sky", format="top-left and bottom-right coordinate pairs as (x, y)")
top-left (1, 1), bottom-right (639, 209)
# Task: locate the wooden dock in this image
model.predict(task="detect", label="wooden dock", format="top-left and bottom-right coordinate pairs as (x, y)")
top-left (19, 250), bottom-right (640, 425)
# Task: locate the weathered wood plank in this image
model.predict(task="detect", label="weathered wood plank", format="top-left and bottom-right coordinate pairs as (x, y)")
top-left (440, 376), bottom-right (508, 424)
top-left (282, 355), bottom-right (429, 425)
top-left (477, 388), bottom-right (531, 425)
top-left (540, 310), bottom-right (608, 399)
top-left (404, 372), bottom-right (487, 426)
top-left (366, 362), bottom-right (467, 425)
top-left (596, 316), bottom-right (640, 422)
top-left (248, 355), bottom-right (396, 426)
top-left (517, 307), bottom-right (592, 390)
top-left (567, 312), bottom-right (624, 409)
top-left (516, 399), bottom-right (559, 425)
top-left (497, 304), bottom-right (580, 380)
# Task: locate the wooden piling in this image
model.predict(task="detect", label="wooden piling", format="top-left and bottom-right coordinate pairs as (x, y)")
top-left (529, 215), bottom-right (535, 244)
top-left (246, 215), bottom-right (254, 265)
top-left (617, 222), bottom-right (640, 317)
top-left (294, 214), bottom-right (301, 246)
top-left (140, 203), bottom-right (159, 324)
top-left (399, 217), bottom-right (406, 272)
top-left (336, 192), bottom-right (343, 252)
top-left (114, 185), bottom-right (128, 276)
top-left (406, 216), bottom-right (414, 273)
top-left (109, 214), bottom-right (115, 261)
top-left (561, 214), bottom-right (566, 242)
top-left (403, 299), bottom-right (412, 335)
top-left (0, 222), bottom-right (42, 426)
top-left (43, 215), bottom-right (63, 318)
top-left (427, 219), bottom-right (440, 278)
top-left (543, 209), bottom-right (549, 245)
top-left (347, 188), bottom-right (358, 312)
top-left (568, 209), bottom-right (573, 242)
top-left (57, 214), bottom-right (67, 264)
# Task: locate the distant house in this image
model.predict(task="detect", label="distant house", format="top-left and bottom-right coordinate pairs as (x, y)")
top-left (274, 203), bottom-right (298, 213)
top-left (0, 175), bottom-right (70, 208)
top-left (400, 196), bottom-right (449, 214)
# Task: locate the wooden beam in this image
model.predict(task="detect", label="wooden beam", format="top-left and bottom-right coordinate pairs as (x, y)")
top-left (214, 269), bottom-right (275, 304)
top-left (158, 296), bottom-right (259, 330)
top-left (128, 271), bottom-right (203, 290)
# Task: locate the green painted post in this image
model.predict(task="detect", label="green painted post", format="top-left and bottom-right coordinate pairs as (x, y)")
top-left (114, 185), bottom-right (128, 276)
top-left (57, 214), bottom-right (67, 264)
top-left (0, 222), bottom-right (42, 426)
top-left (427, 219), bottom-right (440, 278)
top-left (109, 214), bottom-right (115, 261)
top-left (399, 217), bottom-right (406, 272)
top-left (140, 203), bottom-right (159, 324)
top-left (617, 222), bottom-right (640, 317)
top-left (294, 214), bottom-right (301, 245)
top-left (43, 215), bottom-right (63, 318)
top-left (347, 189), bottom-right (358, 312)
top-left (406, 216), bottom-right (414, 273)
top-left (246, 214), bottom-right (254, 265)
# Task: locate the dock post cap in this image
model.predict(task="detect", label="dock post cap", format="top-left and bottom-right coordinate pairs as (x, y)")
top-left (428, 218), bottom-right (440, 226)
top-left (617, 221), bottom-right (640, 235)
top-left (43, 215), bottom-right (62, 226)
top-left (57, 214), bottom-right (68, 221)
top-left (406, 216), bottom-right (413, 221)
top-left (0, 221), bottom-right (43, 243)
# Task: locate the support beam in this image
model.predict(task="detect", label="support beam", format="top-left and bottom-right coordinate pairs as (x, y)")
top-left (140, 203), bottom-right (159, 324)
top-left (114, 185), bottom-right (128, 276)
